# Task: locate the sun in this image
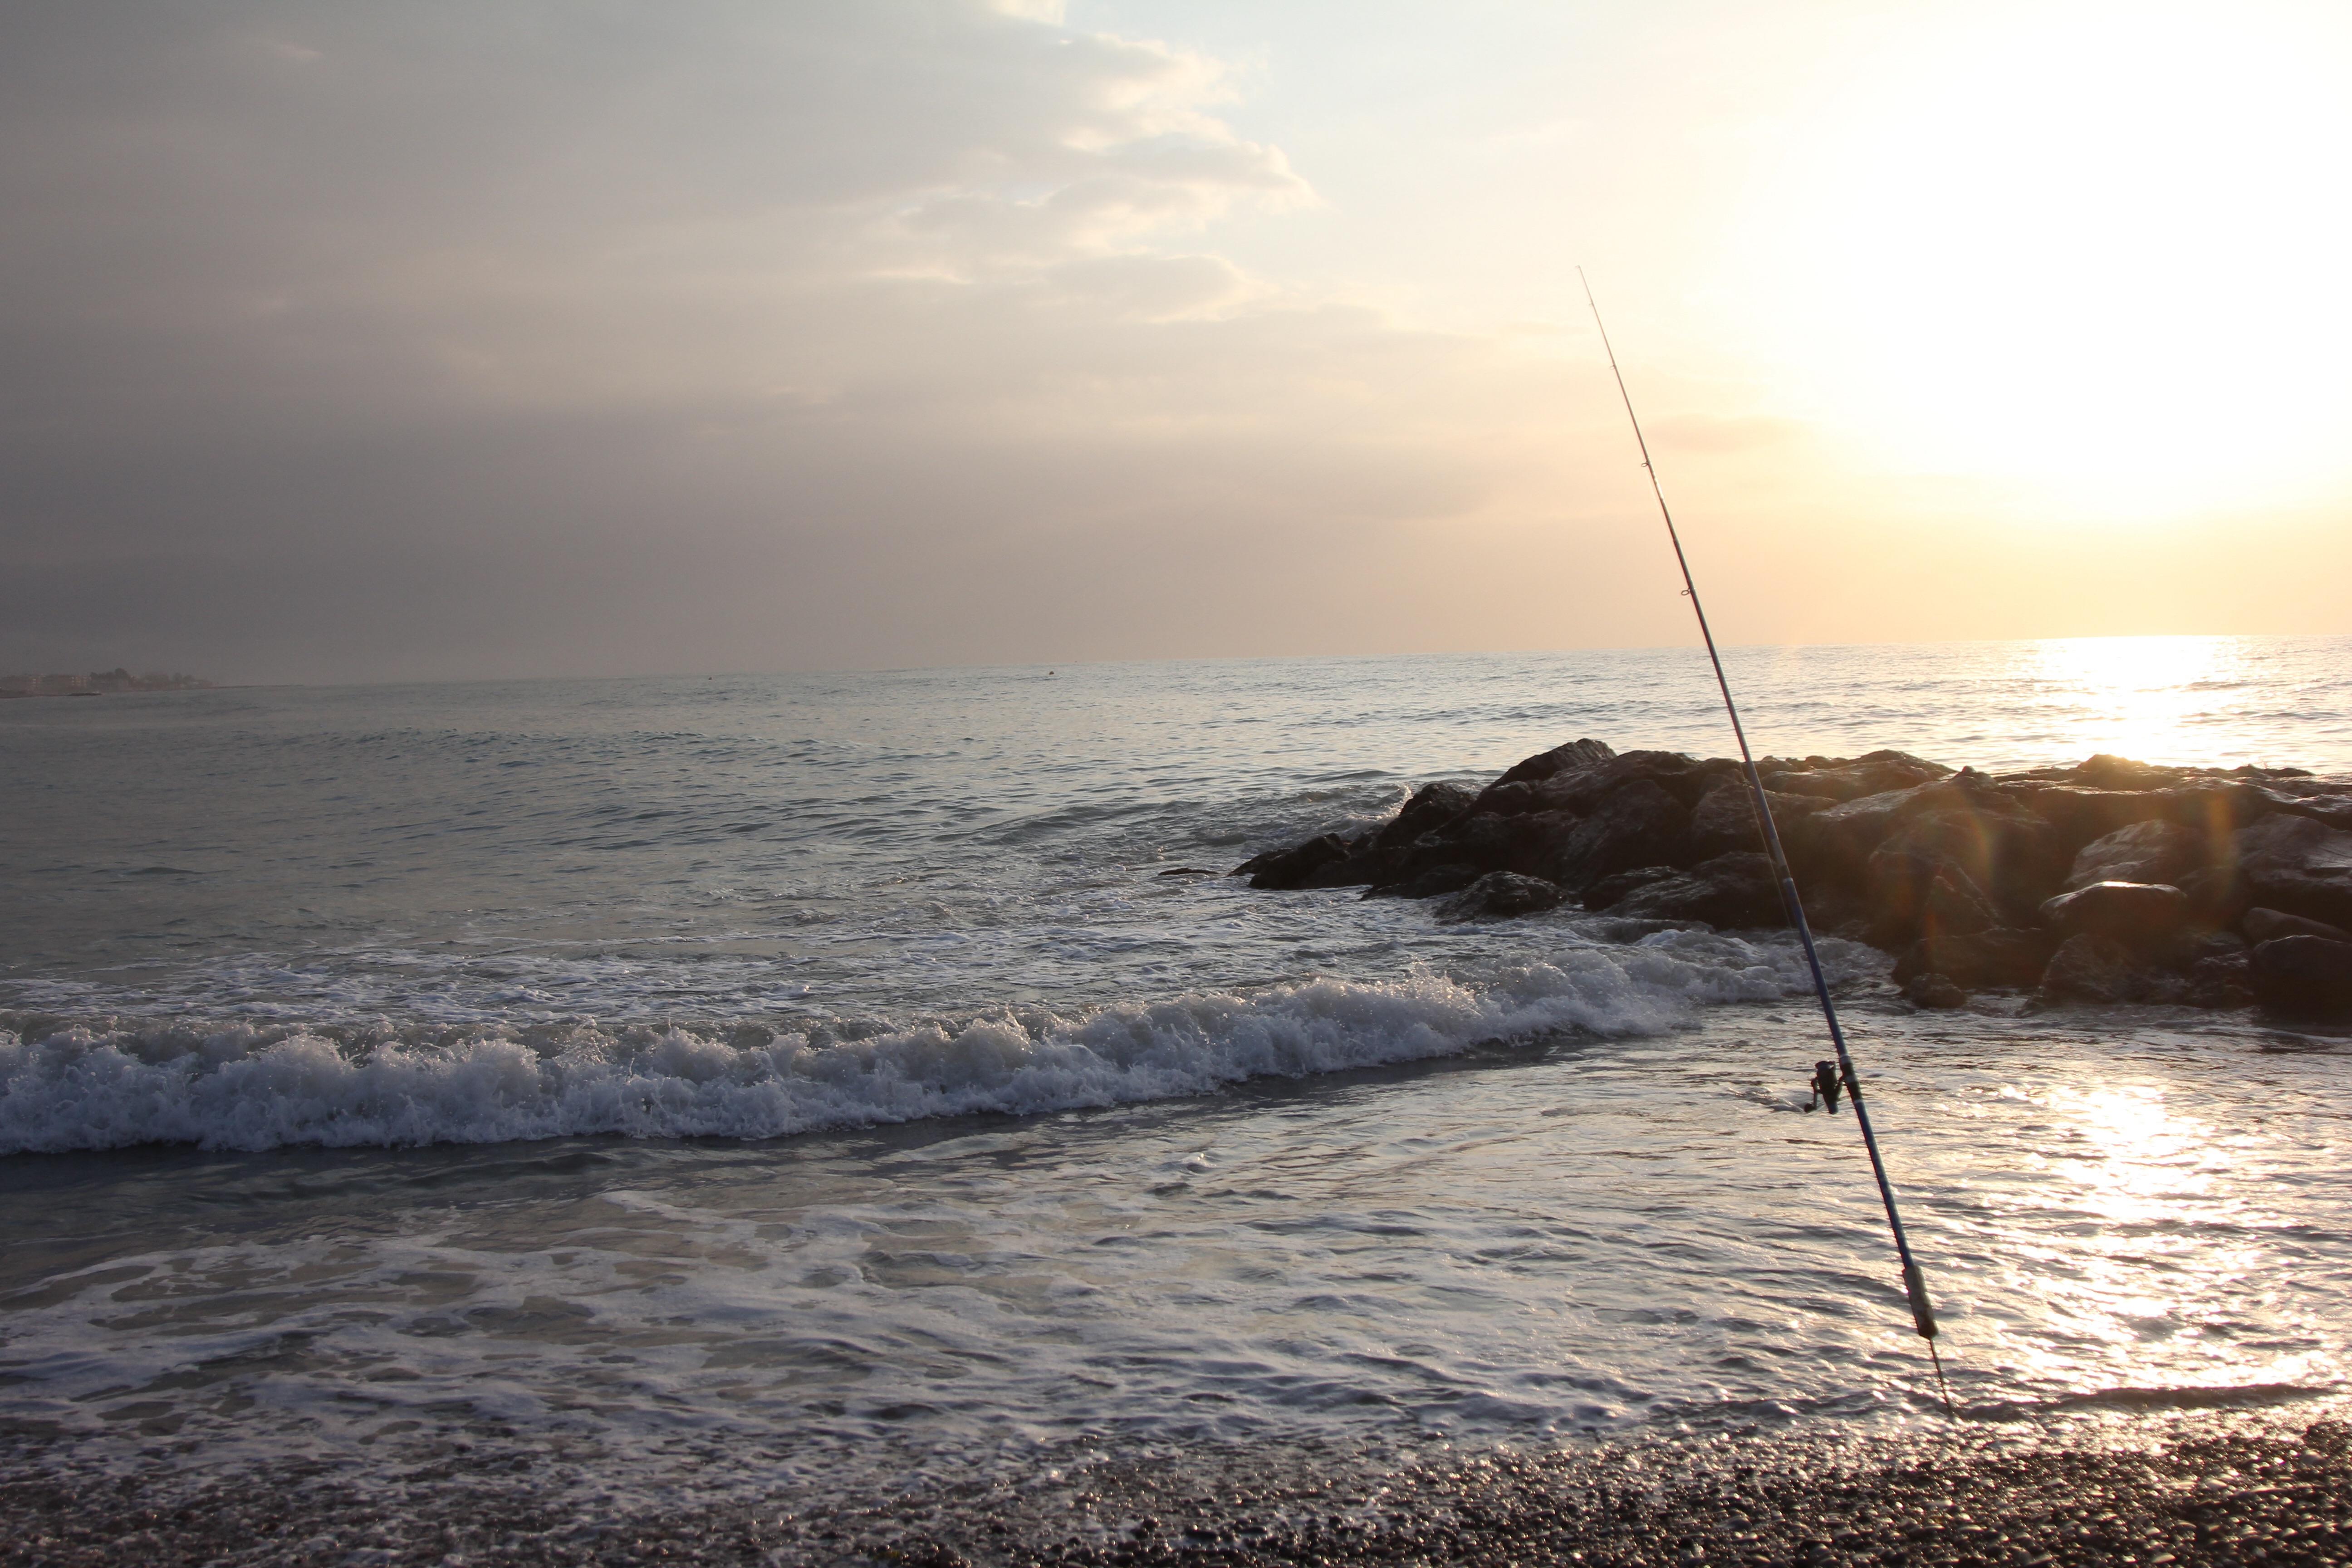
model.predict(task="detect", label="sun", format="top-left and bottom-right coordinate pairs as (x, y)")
top-left (1725, 1), bottom-right (2352, 520)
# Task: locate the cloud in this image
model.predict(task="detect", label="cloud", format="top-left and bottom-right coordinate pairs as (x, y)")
top-left (0, 0), bottom-right (1573, 681)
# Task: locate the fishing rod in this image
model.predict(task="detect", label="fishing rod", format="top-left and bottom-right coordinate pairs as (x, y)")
top-left (1576, 268), bottom-right (1955, 1418)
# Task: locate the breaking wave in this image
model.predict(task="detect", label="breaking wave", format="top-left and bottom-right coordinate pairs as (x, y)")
top-left (0, 931), bottom-right (1874, 1154)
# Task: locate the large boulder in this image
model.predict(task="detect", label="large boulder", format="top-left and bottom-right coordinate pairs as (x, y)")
top-left (1304, 779), bottom-right (1487, 888)
top-left (2037, 881), bottom-right (2193, 949)
top-left (1581, 865), bottom-right (1679, 912)
top-left (1490, 737), bottom-right (1615, 789)
top-left (1436, 871), bottom-right (1565, 923)
top-left (1370, 779), bottom-right (1481, 851)
top-left (1687, 782), bottom-right (1828, 859)
top-left (2243, 906), bottom-right (2352, 945)
top-left (1800, 786), bottom-right (1932, 872)
top-left (2150, 781), bottom-right (2288, 840)
top-left (1802, 772), bottom-right (2063, 907)
top-left (1759, 750), bottom-right (1952, 803)
top-left (2011, 786), bottom-right (2172, 853)
top-left (2039, 932), bottom-right (2159, 1004)
top-left (2174, 863), bottom-right (2253, 927)
top-left (2234, 814), bottom-right (2352, 929)
top-left (1607, 852), bottom-right (1787, 928)
top-left (1863, 843), bottom-right (1999, 949)
top-left (2073, 754), bottom-right (2192, 792)
top-left (1529, 779), bottom-right (1691, 892)
top-left (1892, 927), bottom-right (2055, 990)
top-left (2205, 781), bottom-right (2352, 833)
top-left (1369, 811), bottom-right (1552, 892)
top-left (1474, 749), bottom-right (1733, 818)
top-left (1895, 807), bottom-right (2066, 918)
top-left (1903, 972), bottom-right (1969, 1009)
top-left (2064, 819), bottom-right (2201, 891)
top-left (1360, 862), bottom-right (1483, 901)
top-left (2247, 935), bottom-right (2352, 1019)
top-left (2182, 952), bottom-right (2254, 1009)
top-left (2278, 793), bottom-right (2352, 831)
top-left (1298, 850), bottom-right (1389, 889)
top-left (1235, 834), bottom-right (1352, 890)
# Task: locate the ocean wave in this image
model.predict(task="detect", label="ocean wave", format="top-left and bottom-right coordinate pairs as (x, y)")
top-left (0, 932), bottom-right (1869, 1155)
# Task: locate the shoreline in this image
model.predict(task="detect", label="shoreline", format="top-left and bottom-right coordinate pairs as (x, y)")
top-left (7, 1402), bottom-right (2349, 1565)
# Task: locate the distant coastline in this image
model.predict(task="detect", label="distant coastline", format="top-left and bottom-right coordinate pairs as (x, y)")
top-left (0, 666), bottom-right (215, 699)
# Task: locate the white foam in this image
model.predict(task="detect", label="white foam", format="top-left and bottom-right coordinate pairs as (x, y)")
top-left (0, 934), bottom-right (1876, 1155)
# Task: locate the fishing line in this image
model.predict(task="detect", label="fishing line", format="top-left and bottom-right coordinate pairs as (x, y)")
top-left (1577, 268), bottom-right (1955, 1421)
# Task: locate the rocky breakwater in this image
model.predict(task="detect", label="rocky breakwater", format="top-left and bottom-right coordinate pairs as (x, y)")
top-left (1233, 739), bottom-right (2352, 1020)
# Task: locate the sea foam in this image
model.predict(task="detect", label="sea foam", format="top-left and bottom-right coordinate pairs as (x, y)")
top-left (0, 931), bottom-right (1872, 1154)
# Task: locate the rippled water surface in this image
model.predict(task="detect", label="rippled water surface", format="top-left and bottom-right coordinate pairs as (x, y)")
top-left (2, 635), bottom-right (2347, 1500)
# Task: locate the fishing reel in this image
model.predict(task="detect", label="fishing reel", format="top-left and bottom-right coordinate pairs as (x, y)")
top-left (1806, 1058), bottom-right (1844, 1114)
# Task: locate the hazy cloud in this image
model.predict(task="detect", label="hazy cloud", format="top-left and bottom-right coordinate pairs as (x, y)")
top-left (2, 0), bottom-right (1555, 681)
top-left (7, 1), bottom-right (2347, 681)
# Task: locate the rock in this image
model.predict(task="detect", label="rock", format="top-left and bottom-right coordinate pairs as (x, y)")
top-left (2183, 951), bottom-right (2254, 1009)
top-left (2243, 906), bottom-right (2352, 944)
top-left (2073, 753), bottom-right (2186, 792)
top-left (1370, 780), bottom-right (1480, 851)
top-left (1864, 842), bottom-right (1999, 948)
top-left (2039, 933), bottom-right (2153, 1004)
top-left (2247, 935), bottom-right (2352, 1019)
top-left (1235, 834), bottom-right (1352, 890)
top-left (1530, 779), bottom-right (1691, 892)
top-left (1297, 848), bottom-right (1392, 889)
top-left (1889, 807), bottom-right (2068, 920)
top-left (1758, 750), bottom-right (1952, 803)
top-left (1803, 772), bottom-right (2061, 906)
top-left (1902, 972), bottom-right (1968, 1009)
top-left (2274, 791), bottom-right (2352, 831)
top-left (1793, 789), bottom-right (1916, 872)
top-left (2234, 814), bottom-right (2352, 929)
top-left (2037, 881), bottom-right (2193, 948)
top-left (1687, 782), bottom-right (1828, 860)
top-left (1226, 741), bottom-right (2352, 984)
top-left (2013, 786), bottom-right (2172, 853)
top-left (1436, 871), bottom-right (1564, 922)
top-left (2064, 819), bottom-right (2201, 891)
top-left (1475, 748), bottom-right (1732, 818)
top-left (1892, 927), bottom-right (2055, 990)
top-left (1608, 852), bottom-right (1787, 928)
top-left (1370, 812), bottom-right (1549, 892)
top-left (1360, 862), bottom-right (1482, 900)
top-left (1581, 865), bottom-right (1680, 912)
top-left (2151, 780), bottom-right (2289, 838)
top-left (2189, 779), bottom-right (2352, 832)
top-left (2175, 863), bottom-right (2251, 926)
top-left (1490, 737), bottom-right (1615, 789)
top-left (2167, 927), bottom-right (2247, 966)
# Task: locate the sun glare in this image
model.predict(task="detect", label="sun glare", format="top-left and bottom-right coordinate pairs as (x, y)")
top-left (2019, 634), bottom-right (2243, 763)
top-left (1730, 2), bottom-right (2352, 519)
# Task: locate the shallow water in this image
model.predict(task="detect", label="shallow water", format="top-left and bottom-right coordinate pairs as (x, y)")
top-left (2, 635), bottom-right (2348, 1504)
top-left (5, 1002), bottom-right (2347, 1509)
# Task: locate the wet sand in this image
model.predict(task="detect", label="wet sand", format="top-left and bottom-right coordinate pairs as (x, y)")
top-left (6, 1406), bottom-right (2348, 1566)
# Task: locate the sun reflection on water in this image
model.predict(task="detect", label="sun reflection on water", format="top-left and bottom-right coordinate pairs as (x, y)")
top-left (2018, 635), bottom-right (2251, 768)
top-left (1986, 1077), bottom-right (2329, 1400)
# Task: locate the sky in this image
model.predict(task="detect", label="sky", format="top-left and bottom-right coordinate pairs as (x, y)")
top-left (3, 0), bottom-right (2347, 684)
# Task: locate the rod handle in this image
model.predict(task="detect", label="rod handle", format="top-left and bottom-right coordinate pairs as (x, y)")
top-left (1903, 1261), bottom-right (1938, 1340)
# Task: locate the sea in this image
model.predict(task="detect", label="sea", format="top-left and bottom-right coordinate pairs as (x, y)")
top-left (3, 635), bottom-right (2349, 1522)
